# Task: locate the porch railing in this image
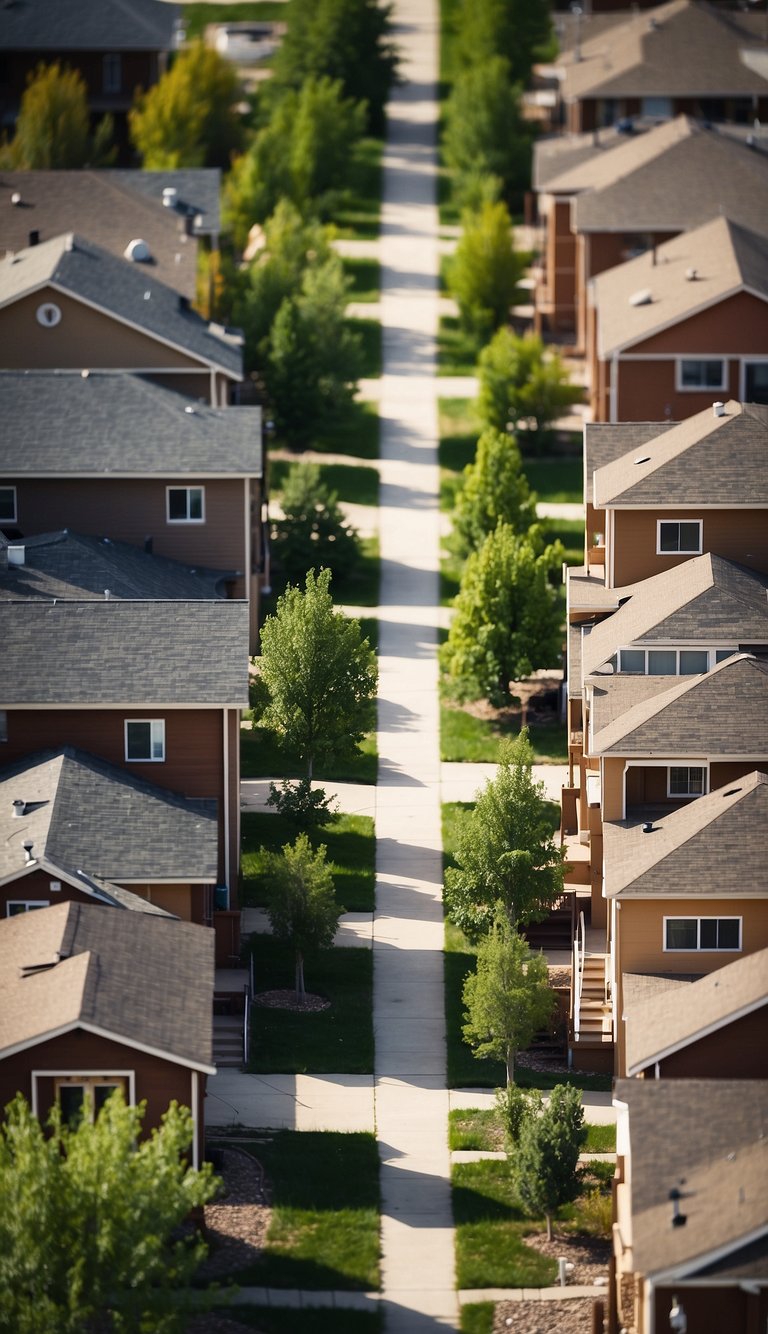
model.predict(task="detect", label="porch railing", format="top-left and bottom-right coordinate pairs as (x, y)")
top-left (572, 909), bottom-right (586, 1043)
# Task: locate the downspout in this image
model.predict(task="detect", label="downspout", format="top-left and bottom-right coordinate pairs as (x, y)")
top-left (610, 352), bottom-right (618, 423)
top-left (608, 508), bottom-right (616, 589)
top-left (209, 366), bottom-right (216, 406)
top-left (191, 1070), bottom-right (199, 1169)
top-left (222, 709), bottom-right (230, 903)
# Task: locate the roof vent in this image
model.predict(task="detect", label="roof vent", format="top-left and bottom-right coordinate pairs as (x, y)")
top-left (12, 798), bottom-right (25, 818)
top-left (81, 368), bottom-right (89, 379)
top-left (629, 288), bottom-right (652, 307)
top-left (10, 191), bottom-right (21, 206)
top-left (713, 401), bottom-right (725, 417)
top-left (28, 229), bottom-right (39, 247)
top-left (685, 267), bottom-right (698, 282)
top-left (8, 543), bottom-right (25, 566)
top-left (642, 821), bottom-right (654, 834)
top-left (746, 134), bottom-right (756, 149)
top-left (124, 238), bottom-right (152, 263)
top-left (723, 787), bottom-right (742, 797)
top-left (104, 589), bottom-right (110, 600)
top-left (184, 403), bottom-right (196, 414)
top-left (162, 187), bottom-right (178, 209)
top-left (23, 839), bottom-right (34, 864)
top-left (634, 455), bottom-right (651, 465)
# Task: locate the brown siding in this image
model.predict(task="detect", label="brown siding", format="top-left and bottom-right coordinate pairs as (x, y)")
top-left (617, 897), bottom-right (768, 980)
top-left (629, 291), bottom-right (768, 356)
top-left (653, 1283), bottom-right (767, 1334)
top-left (6, 477), bottom-right (247, 593)
top-left (612, 509), bottom-right (768, 585)
top-left (0, 871), bottom-right (206, 922)
top-left (657, 1006), bottom-right (768, 1079)
top-left (613, 356), bottom-right (742, 423)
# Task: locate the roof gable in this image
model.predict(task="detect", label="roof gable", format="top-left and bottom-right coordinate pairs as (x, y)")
top-left (0, 0), bottom-right (180, 51)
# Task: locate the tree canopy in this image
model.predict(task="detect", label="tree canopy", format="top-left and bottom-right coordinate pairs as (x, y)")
top-left (444, 732), bottom-right (564, 939)
top-left (477, 329), bottom-right (583, 449)
top-left (0, 1091), bottom-right (217, 1334)
top-left (440, 523), bottom-right (564, 707)
top-left (516, 1084), bottom-right (588, 1240)
top-left (254, 568), bottom-right (377, 781)
top-left (271, 0), bottom-right (398, 135)
top-left (462, 914), bottom-right (554, 1085)
top-left (273, 462), bottom-right (361, 583)
top-left (449, 200), bottom-right (523, 342)
top-left (442, 58), bottom-right (532, 211)
top-left (0, 62), bottom-right (114, 168)
top-left (129, 41), bottom-right (244, 168)
top-left (455, 0), bottom-right (553, 87)
top-left (266, 833), bottom-right (342, 1000)
top-left (451, 427), bottom-right (537, 558)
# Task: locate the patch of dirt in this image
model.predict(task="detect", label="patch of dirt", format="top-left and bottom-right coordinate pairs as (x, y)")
top-left (197, 1147), bottom-right (272, 1283)
top-left (252, 988), bottom-right (330, 1013)
top-left (446, 675), bottom-right (561, 726)
top-left (493, 1295), bottom-right (606, 1334)
top-left (524, 1231), bottom-right (611, 1285)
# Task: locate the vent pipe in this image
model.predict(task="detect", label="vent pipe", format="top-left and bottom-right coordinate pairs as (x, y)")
top-left (12, 799), bottom-right (25, 818)
top-left (713, 401), bottom-right (725, 418)
top-left (23, 840), bottom-right (34, 864)
top-left (7, 544), bottom-right (25, 566)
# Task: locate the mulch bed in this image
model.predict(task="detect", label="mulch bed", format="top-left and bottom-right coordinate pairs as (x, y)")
top-left (493, 1233), bottom-right (610, 1334)
top-left (197, 1148), bottom-right (272, 1282)
top-left (252, 988), bottom-right (330, 1013)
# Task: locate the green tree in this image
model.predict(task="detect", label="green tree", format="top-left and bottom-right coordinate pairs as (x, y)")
top-left (443, 58), bottom-right (532, 210)
top-left (129, 41), bottom-right (243, 168)
top-left (451, 427), bottom-right (537, 558)
top-left (0, 62), bottom-right (114, 168)
top-left (272, 0), bottom-right (398, 135)
top-left (516, 1084), bottom-right (588, 1240)
top-left (254, 568), bottom-right (377, 780)
top-left (449, 200), bottom-right (523, 342)
top-left (274, 462), bottom-right (361, 583)
top-left (266, 833), bottom-right (343, 1000)
top-left (462, 914), bottom-right (554, 1085)
top-left (456, 0), bottom-right (553, 87)
top-left (440, 523), bottom-right (564, 707)
top-left (477, 329), bottom-right (583, 449)
top-left (0, 1090), bottom-right (218, 1334)
top-left (224, 77), bottom-right (366, 245)
top-left (444, 732), bottom-right (564, 939)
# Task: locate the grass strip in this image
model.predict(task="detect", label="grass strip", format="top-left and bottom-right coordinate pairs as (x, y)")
top-left (241, 811), bottom-right (375, 913)
top-left (331, 138), bottom-right (383, 241)
top-left (248, 937), bottom-right (373, 1073)
top-left (343, 256), bottom-right (381, 303)
top-left (269, 459), bottom-right (379, 507)
top-left (449, 1108), bottom-right (616, 1153)
top-left (210, 1132), bottom-right (380, 1291)
top-left (453, 1160), bottom-right (557, 1289)
top-left (437, 316), bottom-right (479, 377)
top-left (348, 317), bottom-right (382, 379)
top-left (523, 457), bottom-right (583, 505)
top-left (241, 726), bottom-right (377, 785)
top-left (440, 703), bottom-right (567, 765)
top-left (310, 400), bottom-right (380, 460)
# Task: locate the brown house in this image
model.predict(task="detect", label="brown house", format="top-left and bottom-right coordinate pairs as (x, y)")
top-left (0, 902), bottom-right (214, 1165)
top-left (0, 372), bottom-right (265, 649)
top-left (0, 233), bottom-right (243, 404)
top-left (588, 217), bottom-right (768, 421)
top-left (611, 1079), bottom-right (768, 1334)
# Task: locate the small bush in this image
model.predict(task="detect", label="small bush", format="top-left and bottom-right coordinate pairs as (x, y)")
top-left (267, 778), bottom-right (339, 831)
top-left (575, 1188), bottom-right (613, 1238)
top-left (496, 1084), bottom-right (538, 1146)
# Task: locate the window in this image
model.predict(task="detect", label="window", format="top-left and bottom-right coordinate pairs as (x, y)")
top-left (617, 647), bottom-right (720, 676)
top-left (665, 917), bottom-right (741, 952)
top-left (125, 719), bottom-right (165, 762)
top-left (641, 96), bottom-right (672, 119)
top-left (7, 901), bottom-right (49, 916)
top-left (167, 486), bottom-right (204, 523)
top-left (679, 650), bottom-right (709, 675)
top-left (0, 709), bottom-right (7, 742)
top-left (668, 766), bottom-right (706, 797)
top-left (744, 362), bottom-right (768, 405)
top-left (677, 359), bottom-right (726, 391)
top-left (55, 1076), bottom-right (127, 1127)
top-left (715, 649), bottom-right (735, 664)
top-left (103, 53), bottom-right (122, 93)
top-left (618, 649), bottom-right (645, 674)
top-left (648, 649), bottom-right (676, 675)
top-left (0, 486), bottom-right (16, 522)
top-left (657, 520), bottom-right (702, 555)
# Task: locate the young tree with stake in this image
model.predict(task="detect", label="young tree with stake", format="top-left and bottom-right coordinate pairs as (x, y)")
top-left (462, 913), bottom-right (554, 1086)
top-left (266, 834), bottom-right (342, 1001)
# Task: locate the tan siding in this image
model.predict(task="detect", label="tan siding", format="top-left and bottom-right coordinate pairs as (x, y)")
top-left (617, 898), bottom-right (768, 980)
top-left (612, 509), bottom-right (768, 585)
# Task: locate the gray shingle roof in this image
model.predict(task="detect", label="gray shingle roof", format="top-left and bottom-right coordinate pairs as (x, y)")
top-left (0, 371), bottom-right (261, 475)
top-left (603, 770), bottom-right (768, 898)
top-left (533, 122), bottom-right (642, 193)
top-left (0, 0), bottom-right (179, 50)
top-left (585, 420), bottom-right (675, 484)
top-left (0, 171), bottom-right (202, 300)
top-left (624, 946), bottom-right (768, 1074)
top-left (582, 554), bottom-right (768, 677)
top-left (593, 401), bottom-right (768, 507)
top-left (0, 748), bottom-right (219, 884)
top-left (0, 901), bottom-right (214, 1071)
top-left (0, 530), bottom-right (231, 600)
top-left (106, 170), bottom-right (222, 236)
top-left (592, 653), bottom-right (768, 755)
top-left (593, 216), bottom-right (768, 357)
top-left (614, 1078), bottom-right (768, 1278)
top-left (1, 601), bottom-right (249, 705)
top-left (0, 234), bottom-right (243, 378)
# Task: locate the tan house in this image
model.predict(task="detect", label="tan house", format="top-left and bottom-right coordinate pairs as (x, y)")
top-left (623, 946), bottom-right (768, 1081)
top-left (0, 371), bottom-right (265, 649)
top-left (611, 1078), bottom-right (768, 1334)
top-left (587, 217), bottom-right (768, 422)
top-left (0, 233), bottom-right (243, 404)
top-left (0, 902), bottom-right (214, 1166)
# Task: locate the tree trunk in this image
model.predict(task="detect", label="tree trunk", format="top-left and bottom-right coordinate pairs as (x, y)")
top-left (295, 951), bottom-right (306, 1003)
top-left (546, 1212), bottom-right (552, 1243)
top-left (506, 1046), bottom-right (515, 1087)
top-left (306, 754), bottom-right (313, 782)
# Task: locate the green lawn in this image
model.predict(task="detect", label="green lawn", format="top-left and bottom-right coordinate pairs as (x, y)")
top-left (331, 137), bottom-right (383, 241)
top-left (182, 2), bottom-right (288, 39)
top-left (208, 1132), bottom-right (380, 1291)
top-left (440, 703), bottom-right (568, 765)
top-left (248, 936), bottom-right (373, 1073)
top-left (241, 811), bottom-right (375, 913)
top-left (460, 1305), bottom-right (495, 1334)
top-left (453, 1159), bottom-right (557, 1289)
top-left (437, 316), bottom-right (479, 377)
top-left (216, 1311), bottom-right (382, 1334)
top-left (260, 533), bottom-right (380, 614)
top-left (269, 459), bottom-right (379, 507)
top-left (343, 257), bottom-right (381, 303)
top-left (449, 1107), bottom-right (616, 1154)
top-left (348, 316), bottom-right (382, 379)
top-left (523, 457), bottom-right (583, 505)
top-left (241, 726), bottom-right (377, 784)
top-left (438, 397), bottom-right (478, 509)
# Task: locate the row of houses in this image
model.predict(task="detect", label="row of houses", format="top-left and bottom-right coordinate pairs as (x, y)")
top-left (0, 162), bottom-right (265, 1160)
top-left (533, 8), bottom-right (768, 1321)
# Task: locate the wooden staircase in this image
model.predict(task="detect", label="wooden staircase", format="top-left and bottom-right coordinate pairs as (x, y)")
top-left (570, 949), bottom-right (614, 1073)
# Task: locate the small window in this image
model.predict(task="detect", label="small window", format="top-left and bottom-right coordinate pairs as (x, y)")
top-left (619, 649), bottom-right (645, 674)
top-left (715, 649), bottom-right (736, 664)
top-left (679, 650), bottom-right (708, 675)
top-left (665, 917), bottom-right (741, 952)
top-left (678, 359), bottom-right (726, 391)
top-left (167, 486), bottom-right (204, 523)
top-left (668, 766), bottom-right (706, 798)
top-left (0, 486), bottom-right (16, 522)
top-left (658, 520), bottom-right (702, 555)
top-left (7, 901), bottom-right (49, 916)
top-left (103, 53), bottom-right (122, 93)
top-left (641, 96), bottom-right (672, 119)
top-left (125, 719), bottom-right (165, 762)
top-left (648, 650), bottom-right (676, 675)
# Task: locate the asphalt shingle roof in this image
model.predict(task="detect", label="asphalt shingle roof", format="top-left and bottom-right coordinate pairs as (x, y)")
top-left (1, 600), bottom-right (249, 705)
top-left (0, 530), bottom-right (230, 600)
top-left (585, 420), bottom-right (675, 483)
top-left (0, 372), bottom-right (261, 475)
top-left (592, 401), bottom-right (768, 507)
top-left (0, 234), bottom-right (243, 378)
top-left (0, 0), bottom-right (179, 50)
top-left (106, 170), bottom-right (221, 236)
top-left (0, 748), bottom-right (219, 884)
top-left (0, 901), bottom-right (214, 1070)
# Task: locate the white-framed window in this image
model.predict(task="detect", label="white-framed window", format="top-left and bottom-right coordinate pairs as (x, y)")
top-left (102, 53), bottom-right (122, 93)
top-left (7, 901), bottom-right (49, 916)
top-left (54, 1075), bottom-right (128, 1127)
top-left (664, 917), bottom-right (741, 952)
top-left (0, 486), bottom-right (16, 522)
top-left (657, 520), bottom-right (702, 555)
top-left (617, 646), bottom-right (718, 676)
top-left (676, 359), bottom-right (726, 391)
top-left (125, 719), bottom-right (165, 762)
top-left (641, 96), bottom-right (672, 119)
top-left (668, 766), bottom-right (706, 798)
top-left (167, 486), bottom-right (204, 523)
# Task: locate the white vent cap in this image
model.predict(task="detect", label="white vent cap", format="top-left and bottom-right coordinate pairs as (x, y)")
top-left (162, 187), bottom-right (178, 208)
top-left (124, 238), bottom-right (152, 263)
top-left (713, 401), bottom-right (725, 418)
top-left (629, 288), bottom-right (652, 307)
